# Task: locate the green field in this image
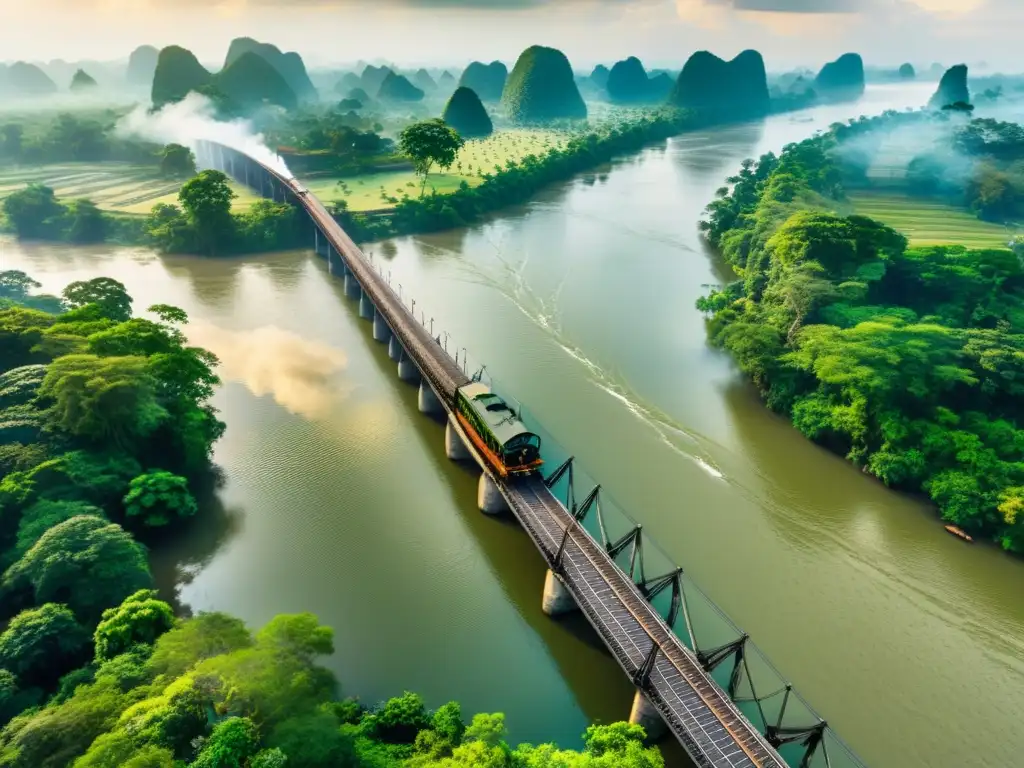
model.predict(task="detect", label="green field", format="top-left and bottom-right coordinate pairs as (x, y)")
top-left (0, 129), bottom-right (571, 216)
top-left (848, 191), bottom-right (1019, 249)
top-left (0, 163), bottom-right (260, 215)
top-left (308, 128), bottom-right (570, 211)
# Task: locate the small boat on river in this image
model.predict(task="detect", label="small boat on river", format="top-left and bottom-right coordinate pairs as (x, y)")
top-left (944, 524), bottom-right (973, 542)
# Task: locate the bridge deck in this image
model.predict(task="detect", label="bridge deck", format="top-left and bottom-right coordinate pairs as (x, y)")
top-left (205, 142), bottom-right (789, 768)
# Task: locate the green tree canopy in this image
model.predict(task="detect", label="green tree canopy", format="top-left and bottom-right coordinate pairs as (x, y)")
top-left (38, 354), bottom-right (166, 451)
top-left (2, 184), bottom-right (66, 239)
top-left (178, 170), bottom-right (237, 255)
top-left (3, 515), bottom-right (152, 624)
top-left (0, 603), bottom-right (89, 689)
top-left (159, 143), bottom-right (197, 178)
top-left (268, 710), bottom-right (355, 768)
top-left (122, 471), bottom-right (198, 528)
top-left (61, 277), bottom-right (133, 322)
top-left (146, 612), bottom-right (253, 679)
top-left (94, 589), bottom-right (176, 662)
top-left (192, 716), bottom-right (261, 768)
top-left (12, 498), bottom-right (105, 560)
top-left (398, 120), bottom-right (465, 197)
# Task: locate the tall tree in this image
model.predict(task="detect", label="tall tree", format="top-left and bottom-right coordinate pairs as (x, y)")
top-left (61, 277), bottom-right (133, 322)
top-left (178, 170), bottom-right (237, 255)
top-left (398, 120), bottom-right (465, 197)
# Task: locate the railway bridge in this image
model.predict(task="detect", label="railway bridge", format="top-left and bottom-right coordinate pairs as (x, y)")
top-left (194, 139), bottom-right (858, 768)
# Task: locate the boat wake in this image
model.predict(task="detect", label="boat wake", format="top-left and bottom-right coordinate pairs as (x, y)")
top-left (449, 235), bottom-right (729, 483)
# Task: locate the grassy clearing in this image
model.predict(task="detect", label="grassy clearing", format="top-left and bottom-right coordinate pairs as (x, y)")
top-left (0, 163), bottom-right (259, 215)
top-left (305, 128), bottom-right (571, 211)
top-left (848, 190), bottom-right (1019, 249)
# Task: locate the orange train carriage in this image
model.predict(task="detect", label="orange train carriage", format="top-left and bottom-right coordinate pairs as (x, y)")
top-left (453, 382), bottom-right (543, 478)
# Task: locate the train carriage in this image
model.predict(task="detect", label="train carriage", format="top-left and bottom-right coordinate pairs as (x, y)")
top-left (454, 382), bottom-right (543, 477)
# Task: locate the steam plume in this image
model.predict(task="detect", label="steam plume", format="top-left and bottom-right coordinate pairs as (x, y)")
top-left (115, 92), bottom-right (294, 178)
top-left (186, 322), bottom-right (347, 419)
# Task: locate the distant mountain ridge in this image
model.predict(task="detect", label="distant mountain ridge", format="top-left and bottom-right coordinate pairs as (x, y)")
top-left (151, 44), bottom-right (298, 111)
top-left (669, 50), bottom-right (770, 119)
top-left (224, 37), bottom-right (317, 102)
top-left (502, 46), bottom-right (586, 124)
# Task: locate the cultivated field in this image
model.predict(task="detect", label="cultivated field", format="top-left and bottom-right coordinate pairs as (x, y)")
top-left (0, 129), bottom-right (573, 216)
top-left (0, 163), bottom-right (261, 215)
top-left (848, 191), bottom-right (1020, 249)
top-left (307, 128), bottom-right (571, 211)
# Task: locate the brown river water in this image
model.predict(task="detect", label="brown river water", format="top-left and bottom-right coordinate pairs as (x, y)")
top-left (2, 82), bottom-right (1022, 767)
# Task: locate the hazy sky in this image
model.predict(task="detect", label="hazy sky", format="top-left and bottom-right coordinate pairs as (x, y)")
top-left (3, 0), bottom-right (1021, 72)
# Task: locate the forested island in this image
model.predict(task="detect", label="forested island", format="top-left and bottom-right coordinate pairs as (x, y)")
top-left (0, 272), bottom-right (665, 767)
top-left (699, 108), bottom-right (1024, 550)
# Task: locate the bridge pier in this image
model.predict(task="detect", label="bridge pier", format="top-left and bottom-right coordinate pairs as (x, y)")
top-left (445, 415), bottom-right (471, 461)
top-left (372, 311), bottom-right (391, 343)
top-left (628, 690), bottom-right (667, 741)
top-left (541, 569), bottom-right (578, 616)
top-left (388, 335), bottom-right (403, 361)
top-left (418, 381), bottom-right (444, 416)
top-left (398, 354), bottom-right (420, 383)
top-left (477, 473), bottom-right (509, 515)
top-left (344, 272), bottom-right (360, 299)
top-left (359, 292), bottom-right (374, 320)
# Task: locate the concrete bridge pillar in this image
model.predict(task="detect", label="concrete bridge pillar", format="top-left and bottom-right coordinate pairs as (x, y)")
top-left (397, 354), bottom-right (420, 383)
top-left (372, 311), bottom-right (390, 343)
top-left (418, 381), bottom-right (444, 416)
top-left (344, 273), bottom-right (360, 299)
top-left (388, 335), bottom-right (403, 361)
top-left (445, 415), bottom-right (471, 461)
top-left (628, 690), bottom-right (667, 741)
top-left (359, 292), bottom-right (374, 320)
top-left (542, 569), bottom-right (578, 616)
top-left (478, 473), bottom-right (509, 515)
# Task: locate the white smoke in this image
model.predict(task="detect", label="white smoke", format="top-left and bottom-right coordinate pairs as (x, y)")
top-left (115, 92), bottom-right (294, 179)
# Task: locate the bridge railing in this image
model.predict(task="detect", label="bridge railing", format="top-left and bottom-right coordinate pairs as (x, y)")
top-left (455, 364), bottom-right (864, 768)
top-left (205, 140), bottom-right (866, 767)
top-left (352, 247), bottom-right (866, 768)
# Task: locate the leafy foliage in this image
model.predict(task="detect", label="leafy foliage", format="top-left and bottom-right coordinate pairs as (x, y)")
top-left (3, 515), bottom-right (152, 624)
top-left (0, 603), bottom-right (89, 689)
top-left (160, 144), bottom-right (197, 178)
top-left (700, 120), bottom-right (1024, 549)
top-left (0, 601), bottom-right (661, 768)
top-left (94, 590), bottom-right (176, 662)
top-left (192, 716), bottom-right (261, 768)
top-left (398, 120), bottom-right (465, 197)
top-left (123, 471), bottom-right (198, 528)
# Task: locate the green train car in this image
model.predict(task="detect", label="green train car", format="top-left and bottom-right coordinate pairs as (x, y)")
top-left (453, 382), bottom-right (543, 477)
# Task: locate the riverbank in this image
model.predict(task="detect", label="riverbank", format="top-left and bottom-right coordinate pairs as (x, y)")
top-left (6, 83), bottom-right (1022, 768)
top-left (6, 87), bottom-right (1024, 766)
top-left (698, 114), bottom-right (1024, 552)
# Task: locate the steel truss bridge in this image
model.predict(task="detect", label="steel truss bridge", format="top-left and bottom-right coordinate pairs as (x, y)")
top-left (195, 139), bottom-right (866, 768)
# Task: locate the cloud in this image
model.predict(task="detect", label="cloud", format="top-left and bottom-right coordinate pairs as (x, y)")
top-left (42, 0), bottom-right (655, 8)
top-left (715, 0), bottom-right (861, 10)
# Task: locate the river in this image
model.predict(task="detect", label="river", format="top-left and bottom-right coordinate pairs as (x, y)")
top-left (3, 81), bottom-right (1023, 767)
